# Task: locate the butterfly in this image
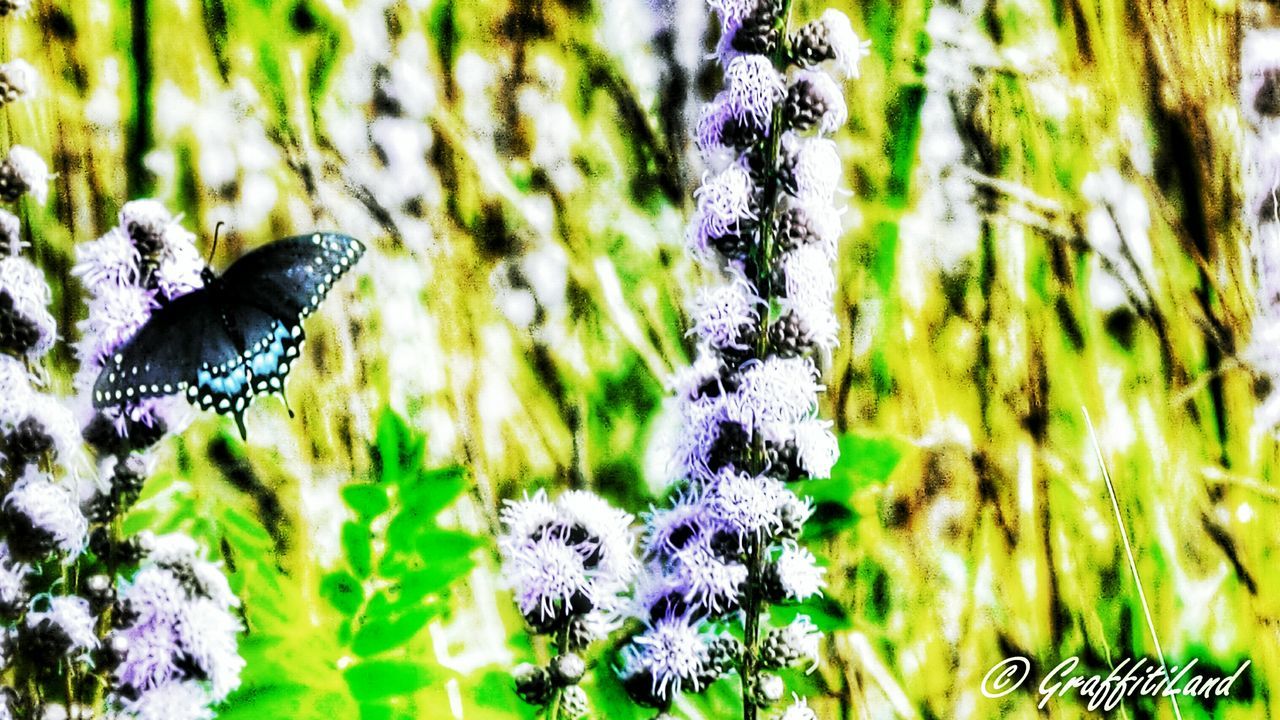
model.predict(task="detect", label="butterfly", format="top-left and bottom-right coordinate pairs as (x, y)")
top-left (92, 232), bottom-right (366, 439)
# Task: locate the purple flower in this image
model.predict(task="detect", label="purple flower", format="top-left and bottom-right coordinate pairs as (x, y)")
top-left (112, 537), bottom-right (244, 705)
top-left (705, 469), bottom-right (785, 542)
top-left (619, 612), bottom-right (712, 698)
top-left (691, 164), bottom-right (758, 257)
top-left (499, 490), bottom-right (638, 632)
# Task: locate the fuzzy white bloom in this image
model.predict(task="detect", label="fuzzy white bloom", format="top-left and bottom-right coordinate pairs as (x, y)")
top-left (0, 145), bottom-right (49, 204)
top-left (74, 227), bottom-right (141, 292)
top-left (0, 59), bottom-right (35, 102)
top-left (783, 134), bottom-right (842, 204)
top-left (775, 694), bottom-right (819, 720)
top-left (773, 540), bottom-right (826, 601)
top-left (0, 542), bottom-right (29, 611)
top-left (26, 595), bottom-right (99, 661)
top-left (0, 352), bottom-right (33, 428)
top-left (818, 9), bottom-right (871, 79)
top-left (2, 469), bottom-right (88, 559)
top-left (725, 55), bottom-right (785, 131)
top-left (692, 164), bottom-right (758, 251)
top-left (790, 418), bottom-right (840, 478)
top-left (0, 255), bottom-right (55, 358)
top-left (707, 469), bottom-right (785, 540)
top-left (690, 269), bottom-right (762, 350)
top-left (621, 613), bottom-right (712, 696)
top-left (728, 356), bottom-right (822, 431)
top-left (116, 680), bottom-right (215, 720)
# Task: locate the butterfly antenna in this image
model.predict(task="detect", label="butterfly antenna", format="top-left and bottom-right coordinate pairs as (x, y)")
top-left (208, 221), bottom-right (225, 266)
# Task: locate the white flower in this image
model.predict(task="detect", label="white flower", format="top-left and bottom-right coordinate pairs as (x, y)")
top-left (26, 595), bottom-right (99, 661)
top-left (775, 694), bottom-right (819, 720)
top-left (819, 9), bottom-right (871, 79)
top-left (773, 540), bottom-right (826, 601)
top-left (0, 354), bottom-right (33, 427)
top-left (724, 55), bottom-right (784, 131)
top-left (74, 227), bottom-right (141, 292)
top-left (0, 145), bottom-right (49, 204)
top-left (690, 270), bottom-right (762, 350)
top-left (692, 164), bottom-right (758, 252)
top-left (783, 134), bottom-right (842, 204)
top-left (2, 468), bottom-right (89, 559)
top-left (791, 418), bottom-right (839, 478)
top-left (621, 613), bottom-right (711, 696)
top-left (0, 255), bottom-right (55, 358)
top-left (116, 680), bottom-right (215, 720)
top-left (707, 470), bottom-right (784, 541)
top-left (728, 356), bottom-right (821, 432)
top-left (0, 542), bottom-right (29, 610)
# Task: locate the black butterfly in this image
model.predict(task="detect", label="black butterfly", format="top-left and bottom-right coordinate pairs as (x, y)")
top-left (92, 232), bottom-right (366, 439)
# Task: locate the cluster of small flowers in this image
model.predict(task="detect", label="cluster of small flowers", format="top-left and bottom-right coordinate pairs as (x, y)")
top-left (0, 184), bottom-right (242, 718)
top-left (1241, 29), bottom-right (1280, 428)
top-left (618, 1), bottom-right (864, 717)
top-left (499, 490), bottom-right (638, 718)
top-left (73, 200), bottom-right (205, 454)
top-left (106, 532), bottom-right (245, 720)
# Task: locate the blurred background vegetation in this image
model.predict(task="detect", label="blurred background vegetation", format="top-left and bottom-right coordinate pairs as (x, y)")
top-left (5, 0), bottom-right (1280, 717)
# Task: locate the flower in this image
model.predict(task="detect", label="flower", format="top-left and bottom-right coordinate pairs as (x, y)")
top-left (0, 145), bottom-right (48, 204)
top-left (781, 134), bottom-right (842, 204)
top-left (724, 55), bottom-right (785, 132)
top-left (112, 550), bottom-right (244, 706)
top-left (619, 612), bottom-right (712, 701)
top-left (115, 680), bottom-right (216, 720)
top-left (499, 490), bottom-right (637, 632)
top-left (767, 540), bottom-right (826, 602)
top-left (0, 468), bottom-right (88, 561)
top-left (774, 695), bottom-right (818, 720)
top-left (0, 254), bottom-right (55, 359)
top-left (0, 60), bottom-right (34, 106)
top-left (785, 69), bottom-right (848, 135)
top-left (0, 543), bottom-right (29, 616)
top-left (690, 269), bottom-right (762, 351)
top-left (23, 595), bottom-right (99, 663)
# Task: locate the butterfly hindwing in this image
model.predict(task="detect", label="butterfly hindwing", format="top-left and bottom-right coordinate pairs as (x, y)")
top-left (93, 232), bottom-right (364, 439)
top-left (92, 290), bottom-right (239, 407)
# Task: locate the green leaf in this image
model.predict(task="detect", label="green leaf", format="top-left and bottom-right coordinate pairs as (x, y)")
top-left (215, 684), bottom-right (309, 720)
top-left (342, 523), bottom-right (374, 579)
top-left (832, 433), bottom-right (904, 488)
top-left (342, 485), bottom-right (390, 520)
top-left (320, 571), bottom-right (364, 616)
top-left (351, 608), bottom-right (433, 656)
top-left (343, 660), bottom-right (435, 701)
top-left (375, 411), bottom-right (413, 485)
top-left (399, 465), bottom-right (468, 518)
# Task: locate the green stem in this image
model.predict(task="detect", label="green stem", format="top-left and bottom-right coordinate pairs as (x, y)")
top-left (741, 6), bottom-right (795, 720)
top-left (547, 623), bottom-right (571, 720)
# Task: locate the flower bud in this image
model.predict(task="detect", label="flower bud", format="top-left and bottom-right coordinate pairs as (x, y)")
top-left (549, 653), bottom-right (585, 687)
top-left (512, 663), bottom-right (553, 706)
top-left (730, 0), bottom-right (783, 55)
top-left (560, 685), bottom-right (589, 719)
top-left (754, 672), bottom-right (785, 706)
top-left (0, 146), bottom-right (48, 204)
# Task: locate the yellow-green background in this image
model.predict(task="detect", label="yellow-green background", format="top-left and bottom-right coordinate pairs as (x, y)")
top-left (5, 0), bottom-right (1278, 717)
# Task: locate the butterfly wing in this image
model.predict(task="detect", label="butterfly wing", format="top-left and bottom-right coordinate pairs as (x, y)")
top-left (92, 287), bottom-right (240, 407)
top-left (218, 232), bottom-right (366, 323)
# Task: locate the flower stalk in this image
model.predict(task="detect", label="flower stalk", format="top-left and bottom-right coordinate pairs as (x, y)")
top-left (618, 1), bottom-right (865, 719)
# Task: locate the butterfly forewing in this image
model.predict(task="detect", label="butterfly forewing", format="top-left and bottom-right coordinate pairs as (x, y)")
top-left (219, 233), bottom-right (365, 323)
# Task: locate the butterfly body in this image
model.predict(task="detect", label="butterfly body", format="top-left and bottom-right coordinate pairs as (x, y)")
top-left (92, 232), bottom-right (365, 438)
